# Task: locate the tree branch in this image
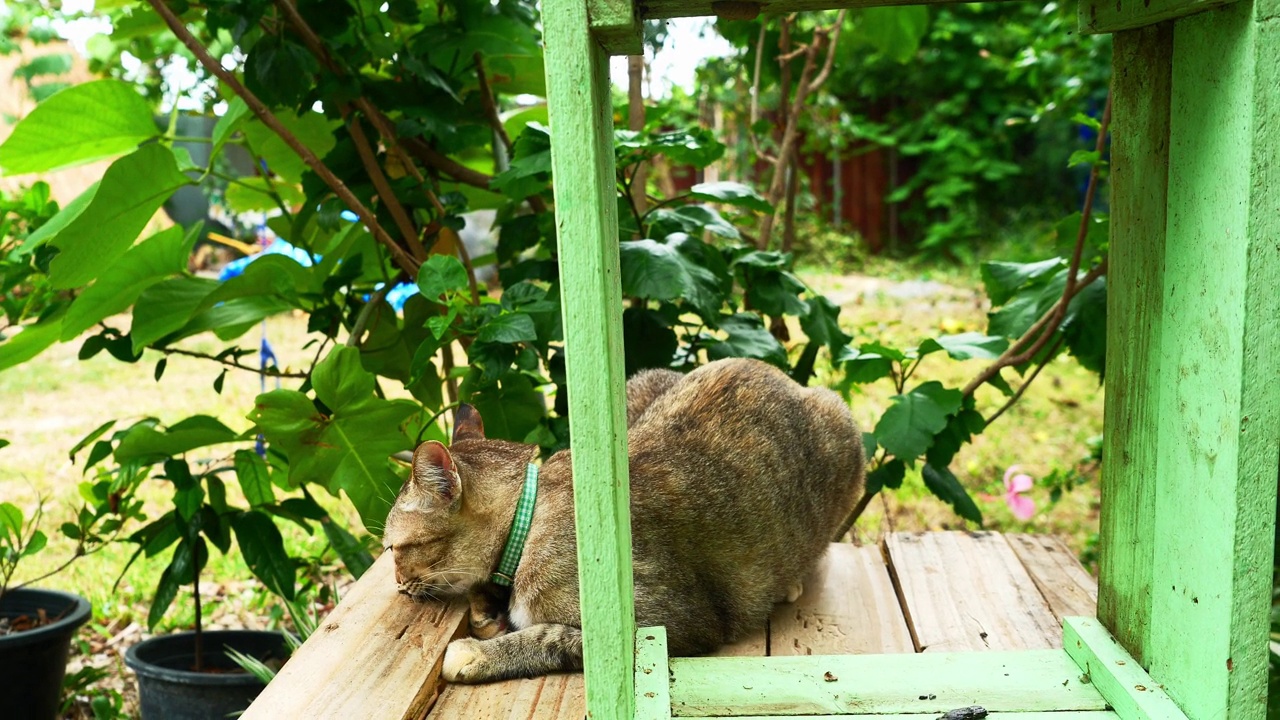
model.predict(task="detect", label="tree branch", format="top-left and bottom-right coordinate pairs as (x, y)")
top-left (161, 347), bottom-right (310, 378)
top-left (961, 87), bottom-right (1112, 397)
top-left (474, 52), bottom-right (513, 152)
top-left (148, 0), bottom-right (418, 275)
top-left (983, 334), bottom-right (1066, 428)
top-left (347, 112), bottom-right (428, 261)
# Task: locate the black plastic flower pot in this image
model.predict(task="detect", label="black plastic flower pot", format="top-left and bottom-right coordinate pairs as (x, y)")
top-left (0, 587), bottom-right (93, 720)
top-left (124, 629), bottom-right (288, 720)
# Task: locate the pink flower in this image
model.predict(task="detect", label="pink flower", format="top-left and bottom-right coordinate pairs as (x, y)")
top-left (1003, 466), bottom-right (1036, 521)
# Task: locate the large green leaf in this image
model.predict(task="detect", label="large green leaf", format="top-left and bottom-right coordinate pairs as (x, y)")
top-left (476, 313), bottom-right (537, 344)
top-left (922, 463), bottom-right (983, 525)
top-left (917, 332), bottom-right (1009, 361)
top-left (321, 516), bottom-right (373, 579)
top-left (0, 314), bottom-right (65, 373)
top-left (312, 346), bottom-right (376, 412)
top-left (61, 226), bottom-right (193, 340)
top-left (241, 110), bottom-right (338, 184)
top-left (837, 345), bottom-right (895, 384)
top-left (874, 381), bottom-right (963, 460)
top-left (234, 449), bottom-right (276, 507)
top-left (853, 7), bottom-right (930, 63)
top-left (197, 255), bottom-right (315, 313)
top-left (114, 416), bottom-right (240, 462)
top-left (46, 144), bottom-right (190, 289)
top-left (0, 79), bottom-right (159, 174)
top-left (619, 237), bottom-right (726, 319)
top-left (16, 181), bottom-right (98, 257)
top-left (800, 296), bottom-right (851, 353)
top-left (649, 205), bottom-right (739, 240)
top-left (981, 258), bottom-right (1064, 306)
top-left (130, 277), bottom-right (219, 350)
top-left (467, 372), bottom-right (547, 443)
top-left (416, 254), bottom-right (470, 300)
top-left (1062, 277), bottom-right (1107, 377)
top-left (687, 181), bottom-right (772, 213)
top-left (864, 458), bottom-right (907, 495)
top-left (707, 313), bottom-right (788, 368)
top-left (232, 511), bottom-right (296, 600)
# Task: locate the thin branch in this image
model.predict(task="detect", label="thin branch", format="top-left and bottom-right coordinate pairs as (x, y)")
top-left (962, 87), bottom-right (1112, 397)
top-left (983, 334), bottom-right (1066, 428)
top-left (749, 22), bottom-right (766, 128)
top-left (347, 112), bottom-right (428, 261)
top-left (474, 52), bottom-right (513, 152)
top-left (347, 280), bottom-right (397, 348)
top-left (807, 12), bottom-right (846, 93)
top-left (403, 137), bottom-right (496, 190)
top-left (147, 0), bottom-right (418, 275)
top-left (162, 346), bottom-right (309, 378)
top-left (834, 486), bottom-right (876, 541)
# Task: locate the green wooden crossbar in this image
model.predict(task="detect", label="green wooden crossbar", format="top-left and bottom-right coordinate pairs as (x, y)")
top-left (541, 0), bottom-right (1280, 716)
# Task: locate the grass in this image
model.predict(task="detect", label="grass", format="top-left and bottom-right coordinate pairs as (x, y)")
top-left (0, 252), bottom-right (1104, 716)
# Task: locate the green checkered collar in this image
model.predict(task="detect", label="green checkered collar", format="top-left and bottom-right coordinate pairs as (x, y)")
top-left (490, 459), bottom-right (539, 587)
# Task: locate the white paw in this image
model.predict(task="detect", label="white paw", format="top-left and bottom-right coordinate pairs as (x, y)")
top-left (785, 581), bottom-right (804, 604)
top-left (441, 638), bottom-right (483, 682)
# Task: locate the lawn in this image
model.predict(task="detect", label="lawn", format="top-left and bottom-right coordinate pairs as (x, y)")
top-left (0, 263), bottom-right (1105, 715)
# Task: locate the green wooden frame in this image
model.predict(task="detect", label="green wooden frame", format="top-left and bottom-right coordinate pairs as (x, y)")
top-left (541, 0), bottom-right (1280, 715)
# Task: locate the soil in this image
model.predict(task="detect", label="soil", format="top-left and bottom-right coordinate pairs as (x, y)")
top-left (0, 607), bottom-right (63, 636)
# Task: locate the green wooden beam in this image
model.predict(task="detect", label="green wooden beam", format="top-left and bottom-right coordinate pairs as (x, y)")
top-left (1144, 0), bottom-right (1280, 716)
top-left (667, 651), bottom-right (1107, 716)
top-left (1097, 20), bottom-right (1174, 666)
top-left (638, 0), bottom-right (1023, 21)
top-left (710, 715), bottom-right (1121, 720)
top-left (1063, 617), bottom-right (1189, 720)
top-left (589, 0), bottom-right (643, 56)
top-left (636, 627), bottom-right (672, 720)
top-left (1079, 0), bottom-right (1237, 34)
top-left (542, 0), bottom-right (637, 716)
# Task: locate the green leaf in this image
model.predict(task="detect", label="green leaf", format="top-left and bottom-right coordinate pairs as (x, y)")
top-left (707, 313), bottom-right (788, 368)
top-left (799, 296), bottom-right (851, 353)
top-left (197, 254), bottom-right (314, 312)
top-left (649, 205), bottom-right (739, 240)
top-left (46, 144), bottom-right (190, 289)
top-left (925, 404), bottom-right (986, 468)
top-left (1062, 277), bottom-right (1107, 377)
top-left (687, 181), bottom-right (772, 213)
top-left (836, 344), bottom-right (896, 384)
top-left (244, 35), bottom-right (320, 109)
top-left (232, 511), bottom-right (296, 600)
top-left (922, 463), bottom-right (983, 525)
top-left (0, 315), bottom-right (65, 373)
top-left (467, 372), bottom-right (547, 443)
top-left (744, 269), bottom-right (808, 317)
top-left (980, 258), bottom-right (1063, 306)
top-left (114, 415), bottom-right (239, 462)
top-left (476, 313), bottom-right (537, 344)
top-left (1068, 149), bottom-right (1101, 168)
top-left (61, 226), bottom-right (193, 340)
top-left (16, 181), bottom-right (98, 256)
top-left (130, 277), bottom-right (219, 350)
top-left (0, 79), bottom-right (159, 174)
top-left (165, 459), bottom-right (204, 523)
top-left (21, 530), bottom-right (47, 558)
top-left (321, 517), bottom-right (373, 580)
top-left (619, 236), bottom-right (726, 318)
top-left (234, 449), bottom-right (275, 507)
top-left (211, 97), bottom-right (250, 157)
top-left (241, 111), bottom-right (338, 184)
top-left (917, 332), bottom-right (1009, 361)
top-left (249, 390), bottom-right (320, 439)
top-left (0, 503), bottom-right (22, 542)
top-left (312, 346), bottom-right (376, 413)
top-left (874, 381), bottom-right (963, 460)
top-left (416, 254), bottom-right (469, 300)
top-left (864, 458), bottom-right (907, 495)
top-left (853, 6), bottom-right (930, 63)
top-left (622, 307), bottom-right (678, 376)
top-left (154, 357), bottom-right (168, 381)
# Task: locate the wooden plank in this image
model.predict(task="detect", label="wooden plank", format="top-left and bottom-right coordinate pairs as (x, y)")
top-left (638, 0), bottom-right (1023, 22)
top-left (637, 627), bottom-right (672, 720)
top-left (1005, 534), bottom-right (1098, 621)
top-left (884, 532), bottom-right (1060, 652)
top-left (712, 714), bottom-right (1120, 720)
top-left (587, 0), bottom-right (642, 56)
top-left (1080, 0), bottom-right (1237, 34)
top-left (1063, 617), bottom-right (1190, 720)
top-left (770, 544), bottom-right (913, 656)
top-left (428, 674), bottom-right (584, 720)
top-left (668, 650), bottom-right (1107, 716)
top-left (241, 553), bottom-right (467, 720)
top-left (542, 0), bottom-right (636, 714)
top-left (1144, 3), bottom-right (1280, 717)
top-left (1096, 21), bottom-right (1173, 666)
top-left (712, 627), bottom-right (768, 657)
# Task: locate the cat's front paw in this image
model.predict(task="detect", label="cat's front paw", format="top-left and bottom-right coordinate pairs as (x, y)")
top-left (442, 638), bottom-right (485, 683)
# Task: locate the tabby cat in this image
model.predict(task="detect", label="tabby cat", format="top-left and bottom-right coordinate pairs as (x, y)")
top-left (383, 358), bottom-right (865, 683)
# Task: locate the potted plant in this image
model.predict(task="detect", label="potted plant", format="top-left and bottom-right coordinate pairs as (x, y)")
top-left (0, 499), bottom-right (93, 720)
top-left (84, 418), bottom-right (367, 720)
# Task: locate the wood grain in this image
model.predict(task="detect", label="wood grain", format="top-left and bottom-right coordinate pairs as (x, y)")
top-left (1097, 22), bottom-right (1173, 666)
top-left (1063, 617), bottom-right (1189, 720)
top-left (428, 674), bottom-right (585, 720)
top-left (668, 650), bottom-right (1107, 716)
top-left (770, 543), bottom-right (913, 656)
top-left (1079, 0), bottom-right (1237, 34)
top-left (1005, 533), bottom-right (1098, 621)
top-left (241, 553), bottom-right (467, 720)
top-left (542, 0), bottom-right (636, 713)
top-left (1146, 4), bottom-right (1280, 715)
top-left (884, 532), bottom-right (1060, 652)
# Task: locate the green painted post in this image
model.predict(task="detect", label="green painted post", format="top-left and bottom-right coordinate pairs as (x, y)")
top-left (1098, 21), bottom-right (1174, 664)
top-left (541, 0), bottom-right (636, 716)
top-left (1142, 1), bottom-right (1278, 715)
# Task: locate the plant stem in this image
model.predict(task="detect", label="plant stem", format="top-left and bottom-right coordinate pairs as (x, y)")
top-left (346, 280), bottom-right (397, 348)
top-left (983, 334), bottom-right (1066, 428)
top-left (147, 0), bottom-right (418, 275)
top-left (961, 87), bottom-right (1112, 397)
top-left (193, 554), bottom-right (203, 673)
top-left (475, 52), bottom-right (513, 152)
top-left (161, 347), bottom-right (309, 378)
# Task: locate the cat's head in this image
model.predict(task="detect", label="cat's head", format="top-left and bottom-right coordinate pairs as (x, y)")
top-left (383, 404), bottom-right (530, 601)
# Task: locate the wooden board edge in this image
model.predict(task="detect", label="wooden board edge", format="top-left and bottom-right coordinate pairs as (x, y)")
top-left (1078, 0), bottom-right (1237, 34)
top-left (709, 714), bottom-right (1121, 720)
top-left (412, 602), bottom-right (471, 720)
top-left (636, 626), bottom-right (672, 720)
top-left (1062, 617), bottom-right (1190, 720)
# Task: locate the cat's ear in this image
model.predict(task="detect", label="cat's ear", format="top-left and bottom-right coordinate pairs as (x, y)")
top-left (410, 441), bottom-right (462, 503)
top-left (452, 404), bottom-right (485, 443)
